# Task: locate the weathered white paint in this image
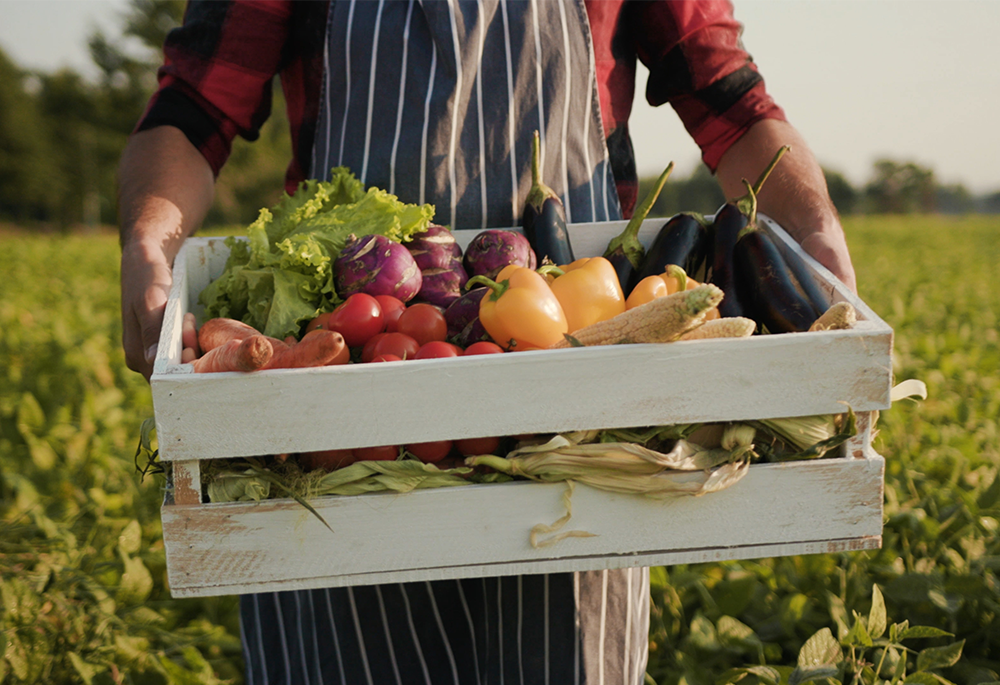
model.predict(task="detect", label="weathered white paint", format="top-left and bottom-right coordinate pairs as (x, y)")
top-left (154, 218), bottom-right (893, 597)
top-left (150, 219), bottom-right (894, 461)
top-left (162, 452), bottom-right (885, 597)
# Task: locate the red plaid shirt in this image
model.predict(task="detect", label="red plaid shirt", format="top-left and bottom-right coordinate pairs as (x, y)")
top-left (137, 0), bottom-right (785, 216)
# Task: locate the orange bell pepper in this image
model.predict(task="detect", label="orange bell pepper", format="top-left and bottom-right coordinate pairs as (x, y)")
top-left (545, 257), bottom-right (625, 333)
top-left (626, 265), bottom-right (720, 319)
top-left (468, 265), bottom-right (568, 351)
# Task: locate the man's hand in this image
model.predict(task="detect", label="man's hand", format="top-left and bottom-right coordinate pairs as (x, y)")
top-left (715, 119), bottom-right (857, 293)
top-left (118, 126), bottom-right (215, 381)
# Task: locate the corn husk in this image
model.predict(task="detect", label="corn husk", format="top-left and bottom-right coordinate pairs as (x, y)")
top-left (752, 407), bottom-right (857, 460)
top-left (466, 433), bottom-right (750, 499)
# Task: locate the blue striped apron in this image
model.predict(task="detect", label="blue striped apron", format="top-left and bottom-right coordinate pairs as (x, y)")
top-left (242, 2), bottom-right (649, 683)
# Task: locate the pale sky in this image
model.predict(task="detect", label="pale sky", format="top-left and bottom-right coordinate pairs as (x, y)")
top-left (2, 0), bottom-right (998, 194)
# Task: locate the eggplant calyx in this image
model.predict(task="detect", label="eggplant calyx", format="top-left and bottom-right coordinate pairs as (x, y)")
top-left (466, 274), bottom-right (509, 302)
top-left (604, 161), bottom-right (675, 269)
top-left (525, 130), bottom-right (562, 212)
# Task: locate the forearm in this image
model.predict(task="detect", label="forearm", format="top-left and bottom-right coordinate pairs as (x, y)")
top-left (119, 126), bottom-right (215, 256)
top-left (715, 119), bottom-right (856, 292)
top-left (118, 126), bottom-right (215, 379)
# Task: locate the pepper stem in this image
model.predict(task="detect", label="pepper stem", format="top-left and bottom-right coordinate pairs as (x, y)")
top-left (536, 264), bottom-right (565, 278)
top-left (664, 264), bottom-right (688, 292)
top-left (603, 161), bottom-right (675, 269)
top-left (466, 275), bottom-right (510, 302)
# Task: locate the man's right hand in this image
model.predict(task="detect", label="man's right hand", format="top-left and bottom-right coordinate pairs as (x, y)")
top-left (118, 126), bottom-right (215, 382)
top-left (121, 239), bottom-right (175, 380)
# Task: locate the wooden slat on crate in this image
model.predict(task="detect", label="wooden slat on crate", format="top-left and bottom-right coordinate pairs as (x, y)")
top-left (162, 450), bottom-right (884, 597)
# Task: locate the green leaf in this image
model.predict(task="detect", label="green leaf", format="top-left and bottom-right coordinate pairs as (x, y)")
top-left (903, 673), bottom-right (940, 685)
top-left (68, 652), bottom-right (105, 685)
top-left (115, 551), bottom-right (153, 605)
top-left (798, 627), bottom-right (841, 667)
top-left (868, 584), bottom-right (887, 639)
top-left (16, 391), bottom-right (45, 436)
top-left (899, 626), bottom-right (953, 640)
top-left (789, 665), bottom-right (839, 685)
top-left (844, 614), bottom-right (873, 647)
top-left (687, 612), bottom-right (720, 651)
top-left (719, 666), bottom-right (781, 685)
top-left (649, 566), bottom-right (668, 589)
top-left (915, 640), bottom-right (964, 672)
top-left (118, 519), bottom-right (142, 555)
top-left (717, 615), bottom-right (762, 652)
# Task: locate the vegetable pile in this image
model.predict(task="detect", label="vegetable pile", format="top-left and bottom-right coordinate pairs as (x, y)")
top-left (185, 152), bottom-right (864, 500)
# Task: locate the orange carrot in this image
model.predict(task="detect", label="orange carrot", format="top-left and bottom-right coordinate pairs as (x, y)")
top-left (191, 335), bottom-right (273, 373)
top-left (262, 329), bottom-right (348, 369)
top-left (198, 317), bottom-right (262, 353)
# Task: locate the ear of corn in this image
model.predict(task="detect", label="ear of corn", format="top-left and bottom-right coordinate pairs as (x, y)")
top-left (752, 406), bottom-right (857, 460)
top-left (550, 283), bottom-right (724, 348)
top-left (679, 316), bottom-right (756, 341)
top-left (808, 301), bottom-right (857, 331)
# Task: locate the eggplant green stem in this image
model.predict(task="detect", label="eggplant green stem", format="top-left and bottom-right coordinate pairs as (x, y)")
top-left (735, 180), bottom-right (758, 241)
top-left (604, 161), bottom-right (675, 269)
top-left (466, 274), bottom-right (509, 302)
top-left (531, 130), bottom-right (541, 187)
top-left (736, 145), bottom-right (789, 217)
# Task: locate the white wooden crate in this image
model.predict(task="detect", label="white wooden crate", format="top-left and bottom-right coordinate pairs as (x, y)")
top-left (153, 217), bottom-right (892, 598)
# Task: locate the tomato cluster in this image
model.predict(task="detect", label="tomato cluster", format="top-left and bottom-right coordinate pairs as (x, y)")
top-left (297, 294), bottom-right (505, 470)
top-left (308, 294), bottom-right (503, 362)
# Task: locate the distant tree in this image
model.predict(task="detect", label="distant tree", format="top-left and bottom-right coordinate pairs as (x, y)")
top-left (0, 48), bottom-right (60, 222)
top-left (935, 183), bottom-right (976, 215)
top-left (864, 159), bottom-right (936, 214)
top-left (822, 167), bottom-right (858, 216)
top-left (982, 191), bottom-right (1000, 214)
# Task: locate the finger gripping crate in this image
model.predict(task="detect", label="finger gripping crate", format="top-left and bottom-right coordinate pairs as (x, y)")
top-left (152, 217), bottom-right (892, 598)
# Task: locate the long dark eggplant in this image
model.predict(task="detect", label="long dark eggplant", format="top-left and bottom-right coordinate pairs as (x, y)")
top-left (631, 211), bottom-right (712, 293)
top-left (768, 232), bottom-right (831, 316)
top-left (735, 221), bottom-right (821, 333)
top-left (522, 131), bottom-right (574, 266)
top-left (709, 145), bottom-right (790, 319)
top-left (603, 162), bottom-right (674, 293)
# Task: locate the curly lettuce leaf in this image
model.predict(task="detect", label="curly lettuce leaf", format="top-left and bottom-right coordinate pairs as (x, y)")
top-left (198, 168), bottom-right (434, 339)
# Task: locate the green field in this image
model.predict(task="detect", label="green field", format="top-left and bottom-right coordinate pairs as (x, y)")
top-left (1, 216), bottom-right (998, 684)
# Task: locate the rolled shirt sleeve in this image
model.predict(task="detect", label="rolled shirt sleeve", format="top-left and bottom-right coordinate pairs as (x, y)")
top-left (632, 0), bottom-right (787, 171)
top-left (134, 0), bottom-right (293, 177)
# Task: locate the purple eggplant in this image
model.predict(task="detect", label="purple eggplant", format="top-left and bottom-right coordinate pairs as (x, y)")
top-left (522, 130), bottom-right (575, 265)
top-left (444, 287), bottom-right (492, 347)
top-left (463, 229), bottom-right (537, 280)
top-left (407, 224), bottom-right (463, 270)
top-left (416, 262), bottom-right (470, 308)
top-left (603, 162), bottom-right (673, 294)
top-left (334, 233), bottom-right (422, 302)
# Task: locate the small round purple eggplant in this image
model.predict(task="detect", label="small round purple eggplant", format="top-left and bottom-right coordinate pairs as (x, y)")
top-left (334, 234), bottom-right (423, 302)
top-left (463, 229), bottom-right (537, 280)
top-left (444, 287), bottom-right (492, 347)
top-left (406, 224), bottom-right (463, 271)
top-left (416, 261), bottom-right (470, 308)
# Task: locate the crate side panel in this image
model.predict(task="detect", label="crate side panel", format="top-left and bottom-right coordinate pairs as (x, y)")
top-left (153, 327), bottom-right (891, 460)
top-left (163, 455), bottom-right (883, 595)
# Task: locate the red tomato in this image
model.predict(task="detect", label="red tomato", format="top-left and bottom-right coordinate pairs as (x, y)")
top-left (326, 293), bottom-right (385, 347)
top-left (407, 440), bottom-right (453, 464)
top-left (376, 295), bottom-right (407, 332)
top-left (298, 448), bottom-right (356, 471)
top-left (414, 341), bottom-right (462, 359)
top-left (361, 333), bottom-right (389, 362)
top-left (371, 353), bottom-right (402, 363)
top-left (454, 436), bottom-right (501, 456)
top-left (355, 445), bottom-right (400, 461)
top-left (370, 332), bottom-right (420, 361)
top-left (463, 341), bottom-right (505, 356)
top-left (305, 312), bottom-right (332, 335)
top-left (396, 303), bottom-right (447, 346)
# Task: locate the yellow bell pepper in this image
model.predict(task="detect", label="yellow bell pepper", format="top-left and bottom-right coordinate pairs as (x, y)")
top-left (626, 265), bottom-right (720, 320)
top-left (546, 257), bottom-right (626, 333)
top-left (469, 265), bottom-right (568, 351)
